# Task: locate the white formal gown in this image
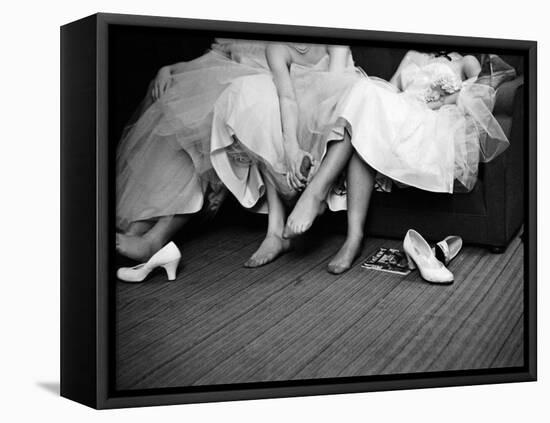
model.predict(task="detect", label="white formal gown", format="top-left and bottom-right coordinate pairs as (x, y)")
top-left (329, 51), bottom-right (509, 200)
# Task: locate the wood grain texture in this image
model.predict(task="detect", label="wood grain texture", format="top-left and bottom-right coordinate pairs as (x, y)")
top-left (115, 224), bottom-right (524, 390)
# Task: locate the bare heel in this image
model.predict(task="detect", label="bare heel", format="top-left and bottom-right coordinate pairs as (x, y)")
top-left (405, 253), bottom-right (417, 270)
top-left (162, 259), bottom-right (180, 281)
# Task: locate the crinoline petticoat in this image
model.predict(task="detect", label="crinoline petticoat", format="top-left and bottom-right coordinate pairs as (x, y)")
top-left (326, 54), bottom-right (509, 210)
top-left (116, 40), bottom-right (271, 230)
top-left (210, 53), bottom-right (361, 212)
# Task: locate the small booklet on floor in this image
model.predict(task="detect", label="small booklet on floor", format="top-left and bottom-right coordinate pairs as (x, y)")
top-left (362, 247), bottom-right (412, 276)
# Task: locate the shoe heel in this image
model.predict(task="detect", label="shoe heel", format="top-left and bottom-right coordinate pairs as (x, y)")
top-left (162, 259), bottom-right (179, 281)
top-left (405, 253), bottom-right (417, 270)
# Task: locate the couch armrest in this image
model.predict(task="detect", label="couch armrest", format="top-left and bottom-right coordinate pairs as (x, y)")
top-left (481, 77), bottom-right (525, 247)
top-left (494, 75), bottom-right (525, 115)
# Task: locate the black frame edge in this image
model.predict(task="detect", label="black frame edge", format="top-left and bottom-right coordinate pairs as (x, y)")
top-left (61, 12), bottom-right (537, 409)
top-left (101, 371), bottom-right (534, 409)
top-left (94, 12), bottom-right (536, 47)
top-left (97, 13), bottom-right (111, 410)
top-left (60, 14), bottom-right (99, 409)
top-left (526, 43), bottom-right (537, 381)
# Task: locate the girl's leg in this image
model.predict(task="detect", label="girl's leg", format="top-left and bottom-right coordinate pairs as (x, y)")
top-left (245, 178), bottom-right (292, 268)
top-left (125, 220), bottom-right (154, 236)
top-left (116, 214), bottom-right (191, 261)
top-left (327, 152), bottom-right (375, 274)
top-left (117, 146), bottom-right (204, 261)
top-left (284, 133), bottom-right (353, 238)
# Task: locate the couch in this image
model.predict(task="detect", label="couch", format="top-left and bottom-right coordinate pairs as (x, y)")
top-left (111, 36), bottom-right (525, 253)
top-left (346, 47), bottom-right (525, 252)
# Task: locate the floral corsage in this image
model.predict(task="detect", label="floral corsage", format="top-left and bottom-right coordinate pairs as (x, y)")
top-left (422, 74), bottom-right (463, 103)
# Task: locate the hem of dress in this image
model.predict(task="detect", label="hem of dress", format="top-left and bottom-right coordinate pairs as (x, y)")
top-left (116, 196), bottom-right (205, 232)
top-left (330, 120), bottom-right (455, 194)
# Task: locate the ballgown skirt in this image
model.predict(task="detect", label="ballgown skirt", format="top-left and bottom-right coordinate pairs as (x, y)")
top-left (328, 75), bottom-right (509, 202)
top-left (116, 47), bottom-right (271, 231)
top-left (210, 55), bottom-right (361, 212)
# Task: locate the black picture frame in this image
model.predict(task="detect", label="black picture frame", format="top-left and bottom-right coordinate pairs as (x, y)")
top-left (60, 12), bottom-right (537, 409)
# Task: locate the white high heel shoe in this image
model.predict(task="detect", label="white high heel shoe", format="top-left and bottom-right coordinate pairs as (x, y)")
top-left (403, 229), bottom-right (454, 284)
top-left (117, 242), bottom-right (181, 283)
top-left (433, 235), bottom-right (463, 266)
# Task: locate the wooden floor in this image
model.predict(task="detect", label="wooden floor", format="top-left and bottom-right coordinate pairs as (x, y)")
top-left (115, 222), bottom-right (524, 390)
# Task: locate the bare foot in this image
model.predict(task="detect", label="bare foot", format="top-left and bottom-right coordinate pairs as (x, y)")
top-left (327, 236), bottom-right (363, 275)
top-left (283, 192), bottom-right (327, 239)
top-left (116, 233), bottom-right (161, 261)
top-left (244, 234), bottom-right (292, 268)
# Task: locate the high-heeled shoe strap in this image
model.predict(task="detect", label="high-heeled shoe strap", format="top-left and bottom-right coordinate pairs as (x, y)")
top-left (435, 241), bottom-right (450, 264)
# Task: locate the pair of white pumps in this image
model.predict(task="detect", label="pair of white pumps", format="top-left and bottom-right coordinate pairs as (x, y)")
top-left (403, 229), bottom-right (463, 284)
top-left (117, 242), bottom-right (181, 283)
top-left (116, 230), bottom-right (462, 284)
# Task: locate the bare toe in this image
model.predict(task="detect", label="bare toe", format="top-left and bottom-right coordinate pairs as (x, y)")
top-left (244, 258), bottom-right (259, 268)
top-left (245, 235), bottom-right (291, 268)
top-left (327, 262), bottom-right (350, 275)
top-left (283, 223), bottom-right (296, 239)
top-left (284, 192), bottom-right (325, 239)
top-left (327, 237), bottom-right (363, 275)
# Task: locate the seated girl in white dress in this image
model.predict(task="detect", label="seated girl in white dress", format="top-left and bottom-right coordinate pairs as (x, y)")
top-left (210, 42), bottom-right (361, 267)
top-left (321, 50), bottom-right (510, 274)
top-left (116, 39), bottom-right (272, 261)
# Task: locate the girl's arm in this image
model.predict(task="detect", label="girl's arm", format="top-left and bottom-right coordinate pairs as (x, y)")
top-left (266, 43), bottom-right (310, 190)
top-left (327, 45), bottom-right (351, 72)
top-left (389, 50), bottom-right (419, 90)
top-left (266, 44), bottom-right (299, 151)
top-left (158, 55), bottom-right (202, 78)
top-left (462, 55), bottom-right (482, 79)
top-left (441, 92), bottom-right (460, 106)
top-left (151, 61), bottom-right (190, 100)
top-left (164, 61), bottom-right (190, 75)
top-left (439, 56), bottom-right (481, 107)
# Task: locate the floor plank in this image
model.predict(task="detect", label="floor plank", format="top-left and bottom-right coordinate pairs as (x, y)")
top-left (115, 226), bottom-right (525, 390)
top-left (117, 231), bottom-right (344, 388)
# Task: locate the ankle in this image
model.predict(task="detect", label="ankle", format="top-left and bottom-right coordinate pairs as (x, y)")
top-left (345, 232), bottom-right (364, 245)
top-left (266, 230), bottom-right (284, 240)
top-left (267, 220), bottom-right (285, 238)
top-left (304, 180), bottom-right (329, 202)
top-left (142, 232), bottom-right (164, 250)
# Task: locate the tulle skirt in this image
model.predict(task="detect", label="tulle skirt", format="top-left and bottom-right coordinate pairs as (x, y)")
top-left (210, 56), bottom-right (361, 212)
top-left (329, 76), bottom-right (509, 198)
top-left (116, 50), bottom-right (270, 231)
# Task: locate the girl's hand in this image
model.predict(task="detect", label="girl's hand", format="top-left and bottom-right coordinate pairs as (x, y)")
top-left (427, 99), bottom-right (443, 110)
top-left (152, 66), bottom-right (172, 101)
top-left (285, 147), bottom-right (315, 191)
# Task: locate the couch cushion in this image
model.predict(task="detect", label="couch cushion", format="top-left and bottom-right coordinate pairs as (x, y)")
top-left (494, 115), bottom-right (513, 139)
top-left (371, 180), bottom-right (487, 215)
top-left (500, 54), bottom-right (524, 76)
top-left (493, 76), bottom-right (524, 116)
